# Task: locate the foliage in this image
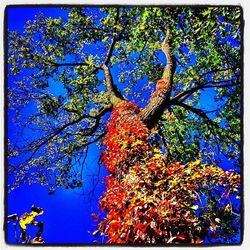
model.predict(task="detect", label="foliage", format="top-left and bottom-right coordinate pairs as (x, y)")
top-left (7, 6), bottom-right (242, 244)
top-left (92, 101), bottom-right (240, 244)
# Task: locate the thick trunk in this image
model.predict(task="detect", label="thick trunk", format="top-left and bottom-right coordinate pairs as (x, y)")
top-left (98, 101), bottom-right (194, 244)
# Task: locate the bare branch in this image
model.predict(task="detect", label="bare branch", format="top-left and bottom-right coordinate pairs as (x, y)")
top-left (80, 146), bottom-right (88, 179)
top-left (101, 64), bottom-right (124, 105)
top-left (174, 101), bottom-right (219, 129)
top-left (23, 104), bottom-right (112, 163)
top-left (53, 62), bottom-right (91, 67)
top-left (25, 115), bottom-right (89, 162)
top-left (100, 7), bottom-right (130, 105)
top-left (171, 80), bottom-right (239, 104)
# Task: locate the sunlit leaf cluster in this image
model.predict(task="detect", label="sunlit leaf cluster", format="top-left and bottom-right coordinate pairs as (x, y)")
top-left (93, 101), bottom-right (240, 244)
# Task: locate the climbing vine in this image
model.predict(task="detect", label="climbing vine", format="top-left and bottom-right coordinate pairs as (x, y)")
top-left (92, 101), bottom-right (240, 244)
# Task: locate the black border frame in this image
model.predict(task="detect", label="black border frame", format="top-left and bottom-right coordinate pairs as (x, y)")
top-left (3, 4), bottom-right (244, 247)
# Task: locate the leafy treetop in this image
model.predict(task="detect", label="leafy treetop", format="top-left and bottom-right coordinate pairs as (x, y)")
top-left (8, 6), bottom-right (241, 195)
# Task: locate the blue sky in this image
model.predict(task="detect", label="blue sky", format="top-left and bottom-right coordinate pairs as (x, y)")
top-left (7, 6), bottom-right (108, 244)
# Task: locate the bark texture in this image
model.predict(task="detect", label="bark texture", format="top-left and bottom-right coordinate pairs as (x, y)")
top-left (139, 30), bottom-right (176, 128)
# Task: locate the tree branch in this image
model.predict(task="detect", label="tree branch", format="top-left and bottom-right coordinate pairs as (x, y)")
top-left (161, 30), bottom-right (176, 82)
top-left (53, 62), bottom-right (91, 67)
top-left (24, 105), bottom-right (112, 163)
top-left (80, 146), bottom-right (88, 179)
top-left (101, 9), bottom-right (125, 105)
top-left (103, 8), bottom-right (120, 66)
top-left (197, 67), bottom-right (234, 82)
top-left (173, 101), bottom-right (240, 147)
top-left (101, 64), bottom-right (124, 105)
top-left (174, 101), bottom-right (219, 128)
top-left (103, 36), bottom-right (117, 66)
top-left (171, 80), bottom-right (239, 104)
top-left (139, 30), bottom-right (176, 128)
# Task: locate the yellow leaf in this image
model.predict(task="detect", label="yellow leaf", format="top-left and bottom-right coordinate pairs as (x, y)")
top-left (190, 159), bottom-right (201, 168)
top-left (154, 153), bottom-right (161, 159)
top-left (155, 180), bottom-right (163, 187)
top-left (131, 140), bottom-right (142, 147)
top-left (160, 210), bottom-right (168, 216)
top-left (191, 205), bottom-right (199, 210)
top-left (169, 177), bottom-right (178, 186)
top-left (153, 148), bottom-right (161, 153)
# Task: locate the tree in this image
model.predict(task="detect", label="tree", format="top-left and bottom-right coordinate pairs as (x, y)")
top-left (7, 6), bottom-right (241, 244)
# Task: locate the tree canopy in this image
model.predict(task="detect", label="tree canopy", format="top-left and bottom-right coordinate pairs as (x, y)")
top-left (7, 6), bottom-right (242, 244)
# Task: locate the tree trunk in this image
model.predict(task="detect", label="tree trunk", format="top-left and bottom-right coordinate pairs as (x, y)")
top-left (97, 31), bottom-right (186, 244)
top-left (98, 101), bottom-right (194, 244)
